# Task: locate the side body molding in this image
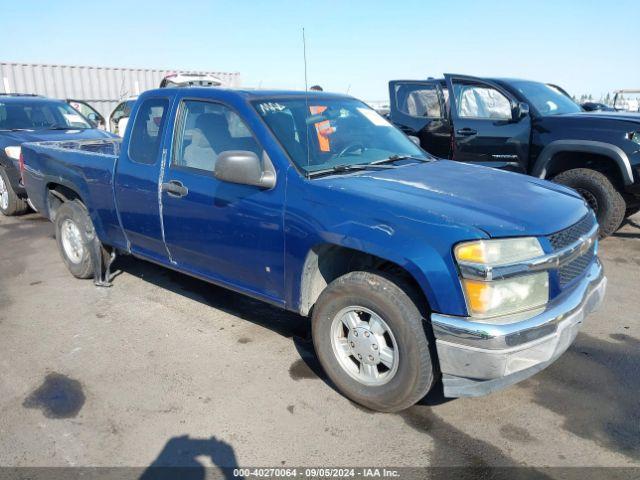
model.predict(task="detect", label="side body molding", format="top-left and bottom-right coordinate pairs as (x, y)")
top-left (532, 140), bottom-right (633, 185)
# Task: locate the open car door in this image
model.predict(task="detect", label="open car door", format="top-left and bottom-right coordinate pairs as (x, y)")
top-left (444, 74), bottom-right (530, 172)
top-left (67, 99), bottom-right (105, 130)
top-left (388, 80), bottom-right (452, 158)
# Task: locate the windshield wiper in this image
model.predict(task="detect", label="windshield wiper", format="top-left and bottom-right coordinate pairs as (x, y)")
top-left (371, 154), bottom-right (433, 165)
top-left (47, 125), bottom-right (84, 130)
top-left (0, 128), bottom-right (34, 132)
top-left (308, 163), bottom-right (395, 178)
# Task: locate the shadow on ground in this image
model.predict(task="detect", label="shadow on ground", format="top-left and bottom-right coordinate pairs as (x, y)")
top-left (614, 217), bottom-right (640, 239)
top-left (139, 435), bottom-right (242, 480)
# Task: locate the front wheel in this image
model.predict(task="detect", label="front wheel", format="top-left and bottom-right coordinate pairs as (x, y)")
top-left (0, 167), bottom-right (28, 216)
top-left (553, 168), bottom-right (625, 238)
top-left (312, 271), bottom-right (434, 412)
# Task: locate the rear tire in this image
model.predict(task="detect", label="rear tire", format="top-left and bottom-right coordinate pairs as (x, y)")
top-left (553, 168), bottom-right (625, 238)
top-left (0, 167), bottom-right (28, 216)
top-left (311, 271), bottom-right (434, 412)
top-left (54, 200), bottom-right (96, 279)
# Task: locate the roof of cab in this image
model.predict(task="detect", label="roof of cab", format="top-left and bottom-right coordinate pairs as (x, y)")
top-left (143, 87), bottom-right (353, 101)
top-left (0, 94), bottom-right (64, 103)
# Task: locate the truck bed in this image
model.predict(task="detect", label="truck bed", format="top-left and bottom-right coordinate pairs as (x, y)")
top-left (22, 138), bottom-right (128, 248)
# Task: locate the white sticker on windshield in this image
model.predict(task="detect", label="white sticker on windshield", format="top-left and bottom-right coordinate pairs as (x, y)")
top-left (63, 113), bottom-right (85, 124)
top-left (357, 107), bottom-right (392, 127)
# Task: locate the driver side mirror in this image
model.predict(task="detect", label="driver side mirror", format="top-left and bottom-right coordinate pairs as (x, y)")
top-left (512, 102), bottom-right (530, 121)
top-left (214, 150), bottom-right (276, 189)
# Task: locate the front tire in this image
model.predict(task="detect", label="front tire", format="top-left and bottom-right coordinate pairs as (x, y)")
top-left (0, 167), bottom-right (28, 216)
top-left (54, 201), bottom-right (96, 279)
top-left (311, 271), bottom-right (434, 412)
top-left (553, 168), bottom-right (625, 237)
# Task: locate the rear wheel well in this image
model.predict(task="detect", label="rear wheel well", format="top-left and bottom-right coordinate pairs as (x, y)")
top-left (546, 151), bottom-right (624, 188)
top-left (46, 183), bottom-right (84, 221)
top-left (299, 244), bottom-right (428, 317)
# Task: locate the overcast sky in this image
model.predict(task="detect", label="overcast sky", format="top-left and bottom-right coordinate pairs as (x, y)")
top-left (2, 0), bottom-right (638, 100)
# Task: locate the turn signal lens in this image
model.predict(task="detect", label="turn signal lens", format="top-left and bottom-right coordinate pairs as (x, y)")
top-left (455, 242), bottom-right (487, 263)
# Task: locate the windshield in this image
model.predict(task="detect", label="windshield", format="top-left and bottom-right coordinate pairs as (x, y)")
top-left (253, 98), bottom-right (428, 174)
top-left (0, 100), bottom-right (92, 131)
top-left (510, 81), bottom-right (582, 116)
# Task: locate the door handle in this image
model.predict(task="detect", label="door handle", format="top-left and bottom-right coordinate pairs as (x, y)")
top-left (162, 180), bottom-right (189, 198)
top-left (456, 128), bottom-right (478, 136)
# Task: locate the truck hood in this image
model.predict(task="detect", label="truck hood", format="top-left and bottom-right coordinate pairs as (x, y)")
top-left (561, 111), bottom-right (640, 125)
top-left (315, 160), bottom-right (589, 238)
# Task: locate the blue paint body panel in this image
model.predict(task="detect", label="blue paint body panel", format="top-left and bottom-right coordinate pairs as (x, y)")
top-left (21, 88), bottom-right (589, 317)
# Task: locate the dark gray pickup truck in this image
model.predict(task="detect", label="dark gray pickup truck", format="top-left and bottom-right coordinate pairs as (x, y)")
top-left (388, 74), bottom-right (640, 236)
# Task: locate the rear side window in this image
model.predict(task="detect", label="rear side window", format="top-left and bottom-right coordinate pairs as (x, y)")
top-left (395, 84), bottom-right (442, 118)
top-left (128, 98), bottom-right (170, 164)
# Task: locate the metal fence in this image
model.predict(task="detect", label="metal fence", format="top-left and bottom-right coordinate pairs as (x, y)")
top-left (0, 62), bottom-right (241, 118)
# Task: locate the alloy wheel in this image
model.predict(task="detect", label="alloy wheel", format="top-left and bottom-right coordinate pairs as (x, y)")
top-left (330, 306), bottom-right (399, 386)
top-left (60, 219), bottom-right (84, 264)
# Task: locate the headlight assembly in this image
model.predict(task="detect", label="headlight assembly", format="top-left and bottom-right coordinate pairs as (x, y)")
top-left (4, 146), bottom-right (21, 160)
top-left (455, 238), bottom-right (549, 322)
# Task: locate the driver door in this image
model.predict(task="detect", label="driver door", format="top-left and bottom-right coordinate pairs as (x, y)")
top-left (445, 74), bottom-right (530, 172)
top-left (161, 99), bottom-right (286, 303)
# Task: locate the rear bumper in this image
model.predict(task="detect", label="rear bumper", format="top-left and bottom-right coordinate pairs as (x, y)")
top-left (431, 259), bottom-right (606, 397)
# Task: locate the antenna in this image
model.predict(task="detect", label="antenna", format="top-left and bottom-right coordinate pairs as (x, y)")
top-left (302, 28), bottom-right (309, 92)
top-left (302, 27), bottom-right (311, 169)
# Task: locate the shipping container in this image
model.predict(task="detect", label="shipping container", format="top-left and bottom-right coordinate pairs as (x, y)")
top-left (0, 62), bottom-right (241, 118)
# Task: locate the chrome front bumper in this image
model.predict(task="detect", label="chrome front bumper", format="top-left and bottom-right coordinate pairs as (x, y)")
top-left (431, 259), bottom-right (606, 397)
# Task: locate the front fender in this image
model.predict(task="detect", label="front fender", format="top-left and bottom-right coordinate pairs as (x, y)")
top-left (284, 202), bottom-right (484, 318)
top-left (532, 140), bottom-right (633, 184)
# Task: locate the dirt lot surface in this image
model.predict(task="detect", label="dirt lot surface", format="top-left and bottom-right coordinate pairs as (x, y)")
top-left (1, 212), bottom-right (638, 475)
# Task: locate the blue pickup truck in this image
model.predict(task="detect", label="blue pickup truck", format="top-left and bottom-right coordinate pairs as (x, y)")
top-left (21, 88), bottom-right (606, 412)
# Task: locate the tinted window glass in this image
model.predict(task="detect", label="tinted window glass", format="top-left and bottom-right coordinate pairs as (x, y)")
top-left (173, 100), bottom-right (259, 173)
top-left (510, 81), bottom-right (582, 116)
top-left (395, 84), bottom-right (441, 117)
top-left (0, 100), bottom-right (91, 130)
top-left (453, 82), bottom-right (512, 119)
top-left (128, 98), bottom-right (169, 165)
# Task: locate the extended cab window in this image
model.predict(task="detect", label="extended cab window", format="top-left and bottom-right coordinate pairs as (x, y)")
top-left (395, 84), bottom-right (442, 118)
top-left (128, 98), bottom-right (169, 165)
top-left (173, 100), bottom-right (259, 173)
top-left (453, 82), bottom-right (511, 120)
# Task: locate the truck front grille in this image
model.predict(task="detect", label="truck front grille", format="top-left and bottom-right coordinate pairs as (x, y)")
top-left (547, 213), bottom-right (597, 288)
